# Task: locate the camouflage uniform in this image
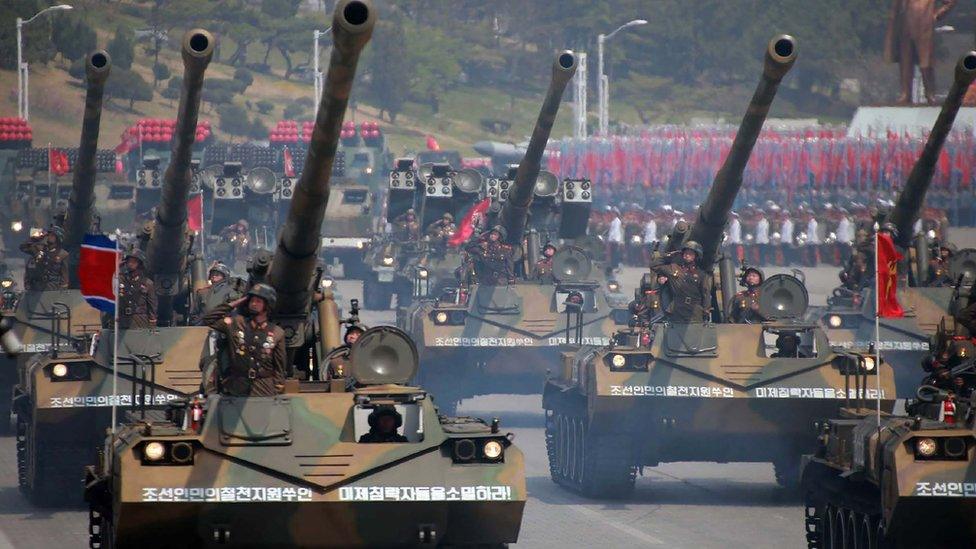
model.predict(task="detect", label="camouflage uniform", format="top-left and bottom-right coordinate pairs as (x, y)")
top-left (118, 267), bottom-right (157, 329)
top-left (649, 254), bottom-right (712, 322)
top-left (19, 236), bottom-right (69, 291)
top-left (202, 302), bottom-right (286, 397)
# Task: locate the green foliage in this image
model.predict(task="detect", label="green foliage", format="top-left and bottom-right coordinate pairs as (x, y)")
top-left (52, 16), bottom-right (97, 62)
top-left (218, 103), bottom-right (269, 138)
top-left (0, 0), bottom-right (58, 70)
top-left (256, 100), bottom-right (274, 115)
top-left (107, 25), bottom-right (135, 70)
top-left (363, 18), bottom-right (411, 122)
top-left (160, 87), bottom-right (179, 100)
top-left (282, 102), bottom-right (308, 120)
top-left (105, 68), bottom-right (153, 110)
top-left (152, 63), bottom-right (171, 85)
top-left (233, 68), bottom-right (254, 89)
top-left (67, 57), bottom-right (86, 81)
top-left (204, 87), bottom-right (235, 106)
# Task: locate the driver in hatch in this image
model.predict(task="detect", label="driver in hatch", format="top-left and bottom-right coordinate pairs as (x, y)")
top-left (359, 406), bottom-right (408, 443)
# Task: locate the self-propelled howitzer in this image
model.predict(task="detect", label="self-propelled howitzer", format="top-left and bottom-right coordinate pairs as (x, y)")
top-left (63, 50), bottom-right (111, 284)
top-left (684, 35), bottom-right (797, 269)
top-left (499, 51), bottom-right (577, 247)
top-left (145, 30), bottom-right (214, 326)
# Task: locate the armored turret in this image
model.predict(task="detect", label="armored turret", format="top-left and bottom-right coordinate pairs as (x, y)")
top-left (63, 50), bottom-right (111, 285)
top-left (498, 51), bottom-right (577, 247)
top-left (144, 30), bottom-right (214, 325)
top-left (887, 51), bottom-right (976, 248)
top-left (686, 35), bottom-right (797, 269)
top-left (268, 0), bottom-right (374, 332)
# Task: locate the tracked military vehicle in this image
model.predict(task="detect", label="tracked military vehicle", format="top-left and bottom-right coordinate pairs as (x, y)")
top-left (398, 51), bottom-right (630, 413)
top-left (543, 35), bottom-right (896, 497)
top-left (13, 32), bottom-right (215, 505)
top-left (85, 4), bottom-right (525, 545)
top-left (801, 319), bottom-right (976, 548)
top-left (0, 51), bottom-right (112, 433)
top-left (818, 51), bottom-right (976, 397)
top-left (320, 178), bottom-right (377, 279)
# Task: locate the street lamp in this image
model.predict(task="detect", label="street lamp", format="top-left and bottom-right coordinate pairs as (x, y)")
top-left (313, 26), bottom-right (332, 113)
top-left (597, 19), bottom-right (646, 135)
top-left (17, 4), bottom-right (73, 120)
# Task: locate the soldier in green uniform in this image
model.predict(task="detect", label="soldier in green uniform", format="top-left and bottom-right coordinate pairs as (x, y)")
top-left (19, 227), bottom-right (69, 291)
top-left (392, 208), bottom-right (420, 241)
top-left (326, 324), bottom-right (365, 381)
top-left (202, 283), bottom-right (286, 397)
top-left (628, 273), bottom-right (668, 326)
top-left (117, 250), bottom-right (157, 329)
top-left (927, 242), bottom-right (954, 287)
top-left (532, 243), bottom-right (557, 280)
top-left (465, 225), bottom-right (515, 285)
top-left (425, 212), bottom-right (456, 248)
top-left (648, 240), bottom-right (712, 322)
top-left (729, 266), bottom-right (765, 323)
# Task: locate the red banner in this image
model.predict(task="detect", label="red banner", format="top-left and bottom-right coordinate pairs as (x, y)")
top-left (876, 232), bottom-right (904, 318)
top-left (426, 135), bottom-right (440, 151)
top-left (448, 198), bottom-right (490, 247)
top-left (187, 193), bottom-right (203, 232)
top-left (49, 149), bottom-right (70, 176)
top-left (283, 147), bottom-right (295, 178)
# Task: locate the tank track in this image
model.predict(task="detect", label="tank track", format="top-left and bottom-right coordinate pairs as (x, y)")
top-left (802, 466), bottom-right (886, 549)
top-left (545, 406), bottom-right (635, 498)
top-left (19, 417), bottom-right (93, 506)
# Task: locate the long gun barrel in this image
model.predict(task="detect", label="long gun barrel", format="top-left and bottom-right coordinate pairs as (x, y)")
top-left (499, 51), bottom-right (578, 246)
top-left (687, 35), bottom-right (797, 269)
top-left (269, 0), bottom-right (375, 319)
top-left (887, 51), bottom-right (976, 248)
top-left (64, 51), bottom-right (111, 285)
top-left (145, 30), bottom-right (214, 325)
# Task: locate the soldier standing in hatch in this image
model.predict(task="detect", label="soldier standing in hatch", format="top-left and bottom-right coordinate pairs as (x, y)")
top-left (191, 262), bottom-right (240, 324)
top-left (425, 212), bottom-right (456, 249)
top-left (117, 250), bottom-right (157, 329)
top-left (20, 227), bottom-right (69, 291)
top-left (392, 208), bottom-right (420, 241)
top-left (648, 240), bottom-right (712, 322)
top-left (729, 266), bottom-right (765, 323)
top-left (465, 225), bottom-right (514, 285)
top-left (628, 273), bottom-right (669, 326)
top-left (533, 243), bottom-right (557, 280)
top-left (202, 283), bottom-right (286, 397)
top-left (927, 243), bottom-right (954, 287)
top-left (326, 324), bottom-right (365, 381)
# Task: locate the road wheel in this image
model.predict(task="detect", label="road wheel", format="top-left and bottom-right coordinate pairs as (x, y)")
top-left (22, 420), bottom-right (89, 507)
top-left (825, 505), bottom-right (838, 549)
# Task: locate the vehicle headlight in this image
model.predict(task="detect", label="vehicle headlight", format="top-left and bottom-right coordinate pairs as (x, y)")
top-left (143, 441), bottom-right (166, 462)
top-left (862, 356), bottom-right (876, 372)
top-left (0, 279), bottom-right (12, 289)
top-left (957, 346), bottom-right (968, 358)
top-left (943, 437), bottom-right (967, 458)
top-left (483, 440), bottom-right (503, 460)
top-left (10, 221), bottom-right (23, 232)
top-left (630, 235), bottom-right (642, 244)
top-left (364, 166), bottom-right (373, 175)
top-left (435, 312), bottom-right (448, 324)
top-left (382, 256), bottom-right (394, 266)
top-left (356, 240), bottom-right (365, 249)
top-left (827, 315), bottom-right (843, 329)
top-left (611, 354), bottom-right (627, 368)
top-left (52, 363), bottom-right (68, 378)
top-left (926, 229), bottom-right (936, 240)
top-left (608, 281), bottom-right (620, 293)
top-left (418, 268), bottom-right (429, 279)
top-left (321, 278), bottom-right (334, 289)
top-left (916, 437), bottom-right (938, 458)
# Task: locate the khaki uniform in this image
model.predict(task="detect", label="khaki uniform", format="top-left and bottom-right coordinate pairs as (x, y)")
top-left (628, 291), bottom-right (664, 326)
top-left (426, 220), bottom-right (456, 245)
top-left (117, 269), bottom-right (157, 329)
top-left (327, 345), bottom-right (352, 380)
top-left (392, 214), bottom-right (420, 241)
top-left (729, 287), bottom-right (763, 323)
top-left (533, 257), bottom-right (553, 279)
top-left (203, 302), bottom-right (286, 397)
top-left (466, 238), bottom-right (514, 285)
top-left (20, 240), bottom-right (69, 291)
top-left (649, 258), bottom-right (712, 322)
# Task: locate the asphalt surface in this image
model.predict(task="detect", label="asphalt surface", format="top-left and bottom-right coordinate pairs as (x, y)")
top-left (5, 229), bottom-right (976, 548)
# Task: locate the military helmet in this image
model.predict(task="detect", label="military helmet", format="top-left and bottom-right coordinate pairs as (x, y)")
top-left (124, 249), bottom-right (146, 264)
top-left (47, 226), bottom-right (65, 242)
top-left (543, 242), bottom-right (557, 254)
top-left (681, 240), bottom-right (703, 256)
top-left (367, 406), bottom-right (403, 429)
top-left (490, 225), bottom-right (507, 240)
top-left (344, 323), bottom-right (366, 344)
top-left (209, 262), bottom-right (231, 279)
top-left (442, 212), bottom-right (454, 221)
top-left (406, 208), bottom-right (416, 215)
top-left (740, 265), bottom-right (765, 285)
top-left (247, 282), bottom-right (277, 310)
top-left (880, 222), bottom-right (898, 238)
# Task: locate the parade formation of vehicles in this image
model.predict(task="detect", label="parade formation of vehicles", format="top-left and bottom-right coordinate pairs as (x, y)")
top-left (0, 0), bottom-right (975, 547)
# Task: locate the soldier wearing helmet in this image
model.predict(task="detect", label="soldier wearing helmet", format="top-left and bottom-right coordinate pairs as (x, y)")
top-left (533, 243), bottom-right (558, 280)
top-left (730, 266), bottom-right (765, 323)
top-left (392, 208), bottom-right (420, 242)
top-left (628, 272), bottom-right (669, 326)
top-left (927, 241), bottom-right (954, 287)
top-left (218, 219), bottom-right (252, 271)
top-left (117, 249), bottom-right (157, 329)
top-left (326, 323), bottom-right (366, 381)
top-left (19, 226), bottom-right (69, 290)
top-left (425, 211), bottom-right (456, 248)
top-left (191, 262), bottom-right (241, 324)
top-left (359, 406), bottom-right (408, 443)
top-left (465, 225), bottom-right (514, 285)
top-left (648, 240), bottom-right (712, 322)
top-left (202, 282), bottom-right (286, 397)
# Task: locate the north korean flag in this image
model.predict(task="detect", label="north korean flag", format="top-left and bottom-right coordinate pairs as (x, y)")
top-left (79, 234), bottom-right (119, 314)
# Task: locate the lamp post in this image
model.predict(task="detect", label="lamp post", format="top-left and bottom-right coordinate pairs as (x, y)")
top-left (312, 26), bottom-right (332, 113)
top-left (16, 4), bottom-right (73, 120)
top-left (597, 19), bottom-right (646, 135)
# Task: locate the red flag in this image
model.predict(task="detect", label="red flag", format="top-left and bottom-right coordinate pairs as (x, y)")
top-left (448, 198), bottom-right (490, 247)
top-left (49, 149), bottom-right (69, 176)
top-left (426, 135), bottom-right (440, 151)
top-left (283, 147), bottom-right (295, 177)
top-left (877, 231), bottom-right (904, 318)
top-left (186, 193), bottom-right (203, 232)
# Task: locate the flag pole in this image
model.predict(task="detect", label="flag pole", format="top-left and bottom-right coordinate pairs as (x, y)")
top-left (874, 222), bottom-right (881, 427)
top-left (111, 231), bottom-right (120, 434)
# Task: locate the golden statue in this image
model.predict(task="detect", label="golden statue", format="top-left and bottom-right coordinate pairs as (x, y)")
top-left (884, 0), bottom-right (956, 105)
